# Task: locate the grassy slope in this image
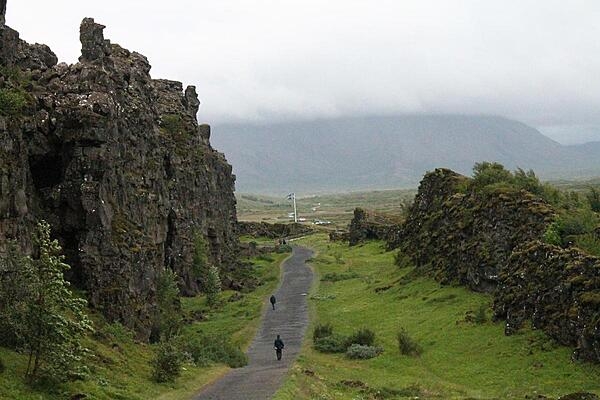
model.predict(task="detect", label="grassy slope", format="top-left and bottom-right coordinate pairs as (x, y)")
top-left (0, 252), bottom-right (288, 400)
top-left (274, 234), bottom-right (600, 400)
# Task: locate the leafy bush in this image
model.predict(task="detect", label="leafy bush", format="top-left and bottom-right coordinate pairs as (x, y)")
top-left (575, 233), bottom-right (600, 257)
top-left (0, 88), bottom-right (27, 116)
top-left (345, 328), bottom-right (375, 347)
top-left (586, 187), bottom-right (600, 212)
top-left (543, 222), bottom-right (562, 246)
top-left (345, 344), bottom-right (383, 359)
top-left (313, 323), bottom-right (333, 341)
top-left (320, 271), bottom-right (359, 282)
top-left (473, 304), bottom-right (488, 324)
top-left (0, 357), bottom-right (4, 374)
top-left (102, 322), bottom-right (134, 343)
top-left (275, 244), bottom-right (293, 253)
top-left (183, 334), bottom-right (247, 368)
top-left (151, 341), bottom-right (183, 383)
top-left (205, 265), bottom-right (222, 306)
top-left (0, 222), bottom-right (93, 382)
top-left (314, 334), bottom-right (348, 353)
top-left (155, 269), bottom-right (182, 341)
top-left (397, 328), bottom-right (422, 356)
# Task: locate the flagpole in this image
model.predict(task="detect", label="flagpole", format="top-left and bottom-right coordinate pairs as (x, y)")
top-left (293, 193), bottom-right (297, 223)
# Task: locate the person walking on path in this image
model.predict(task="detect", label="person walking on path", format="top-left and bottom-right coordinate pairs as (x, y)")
top-left (274, 335), bottom-right (285, 361)
top-left (270, 294), bottom-right (276, 310)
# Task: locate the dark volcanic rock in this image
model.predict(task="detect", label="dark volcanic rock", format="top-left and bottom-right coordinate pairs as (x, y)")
top-left (237, 221), bottom-right (313, 239)
top-left (391, 168), bottom-right (554, 292)
top-left (348, 207), bottom-right (402, 246)
top-left (396, 168), bottom-right (600, 362)
top-left (494, 242), bottom-right (600, 362)
top-left (0, 17), bottom-right (239, 338)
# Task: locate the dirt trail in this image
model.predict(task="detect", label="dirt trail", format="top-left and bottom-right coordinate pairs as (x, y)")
top-left (193, 246), bottom-right (314, 400)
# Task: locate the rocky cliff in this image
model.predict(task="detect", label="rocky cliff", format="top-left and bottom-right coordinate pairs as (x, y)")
top-left (390, 168), bottom-right (554, 292)
top-left (0, 12), bottom-right (239, 337)
top-left (394, 168), bottom-right (600, 362)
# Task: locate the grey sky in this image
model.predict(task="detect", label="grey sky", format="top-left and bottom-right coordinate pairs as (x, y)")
top-left (8, 1), bottom-right (600, 143)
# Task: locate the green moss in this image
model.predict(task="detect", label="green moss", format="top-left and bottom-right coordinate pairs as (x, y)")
top-left (0, 88), bottom-right (27, 116)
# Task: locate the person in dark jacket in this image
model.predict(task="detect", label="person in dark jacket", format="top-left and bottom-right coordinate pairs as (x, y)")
top-left (274, 334), bottom-right (284, 360)
top-left (270, 294), bottom-right (276, 310)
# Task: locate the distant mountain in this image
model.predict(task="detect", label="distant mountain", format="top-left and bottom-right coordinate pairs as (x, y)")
top-left (210, 115), bottom-right (600, 194)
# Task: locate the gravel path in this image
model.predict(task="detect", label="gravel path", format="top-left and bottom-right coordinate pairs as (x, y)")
top-left (193, 246), bottom-right (314, 400)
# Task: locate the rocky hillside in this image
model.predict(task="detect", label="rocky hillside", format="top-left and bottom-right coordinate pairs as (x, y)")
top-left (212, 115), bottom-right (600, 193)
top-left (391, 168), bottom-right (600, 362)
top-left (0, 11), bottom-right (239, 338)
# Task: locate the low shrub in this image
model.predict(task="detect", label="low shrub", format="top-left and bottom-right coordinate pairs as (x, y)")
top-left (321, 271), bottom-right (359, 282)
top-left (151, 341), bottom-right (183, 383)
top-left (0, 357), bottom-right (4, 374)
top-left (397, 328), bottom-right (422, 356)
top-left (474, 304), bottom-right (488, 324)
top-left (346, 328), bottom-right (375, 347)
top-left (102, 322), bottom-right (135, 343)
top-left (0, 88), bottom-right (27, 116)
top-left (313, 322), bottom-right (333, 341)
top-left (314, 334), bottom-right (348, 353)
top-left (345, 344), bottom-right (383, 359)
top-left (183, 334), bottom-right (247, 368)
top-left (275, 244), bottom-right (293, 253)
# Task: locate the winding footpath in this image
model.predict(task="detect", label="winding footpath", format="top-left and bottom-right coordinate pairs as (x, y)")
top-left (194, 246), bottom-right (314, 400)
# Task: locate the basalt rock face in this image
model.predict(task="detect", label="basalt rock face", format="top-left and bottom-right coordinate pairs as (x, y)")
top-left (0, 18), bottom-right (239, 337)
top-left (396, 168), bottom-right (600, 362)
top-left (391, 168), bottom-right (554, 292)
top-left (494, 242), bottom-right (600, 362)
top-left (347, 208), bottom-right (402, 246)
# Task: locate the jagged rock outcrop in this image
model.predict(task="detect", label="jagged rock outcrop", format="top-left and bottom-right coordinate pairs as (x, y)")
top-left (494, 242), bottom-right (600, 362)
top-left (237, 221), bottom-right (313, 239)
top-left (396, 168), bottom-right (600, 362)
top-left (391, 168), bottom-right (554, 292)
top-left (347, 208), bottom-right (403, 246)
top-left (0, 15), bottom-right (239, 338)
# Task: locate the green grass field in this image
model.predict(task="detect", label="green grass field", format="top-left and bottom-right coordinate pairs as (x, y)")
top-left (274, 234), bottom-right (600, 400)
top-left (237, 189), bottom-right (415, 228)
top-left (0, 252), bottom-right (288, 400)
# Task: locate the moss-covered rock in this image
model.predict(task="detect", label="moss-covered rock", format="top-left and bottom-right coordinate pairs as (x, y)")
top-left (347, 207), bottom-right (403, 246)
top-left (0, 18), bottom-right (239, 339)
top-left (494, 241), bottom-right (600, 362)
top-left (391, 168), bottom-right (554, 292)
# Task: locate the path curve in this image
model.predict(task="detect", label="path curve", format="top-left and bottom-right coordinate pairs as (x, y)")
top-left (194, 246), bottom-right (314, 400)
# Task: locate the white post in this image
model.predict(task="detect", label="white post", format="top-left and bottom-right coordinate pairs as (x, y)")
top-left (293, 193), bottom-right (298, 223)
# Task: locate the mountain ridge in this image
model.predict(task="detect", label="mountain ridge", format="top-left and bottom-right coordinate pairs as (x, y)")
top-left (211, 114), bottom-right (600, 194)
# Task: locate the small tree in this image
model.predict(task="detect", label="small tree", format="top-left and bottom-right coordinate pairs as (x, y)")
top-left (22, 221), bottom-right (93, 382)
top-left (205, 265), bottom-right (222, 306)
top-left (156, 269), bottom-right (182, 341)
top-left (586, 187), bottom-right (600, 212)
top-left (193, 233), bottom-right (209, 287)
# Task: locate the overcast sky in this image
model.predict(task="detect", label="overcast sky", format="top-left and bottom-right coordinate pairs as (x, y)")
top-left (7, 1), bottom-right (600, 143)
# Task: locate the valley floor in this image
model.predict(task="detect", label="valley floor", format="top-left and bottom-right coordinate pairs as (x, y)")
top-left (274, 234), bottom-right (600, 400)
